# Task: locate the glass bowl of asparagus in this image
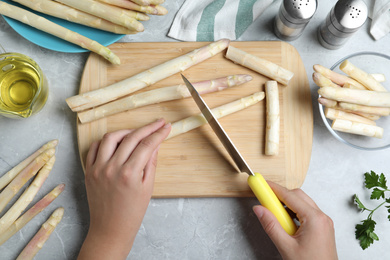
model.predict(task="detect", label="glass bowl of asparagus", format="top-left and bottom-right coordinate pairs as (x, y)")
top-left (316, 52), bottom-right (390, 151)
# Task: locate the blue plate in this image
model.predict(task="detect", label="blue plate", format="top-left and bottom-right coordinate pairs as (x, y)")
top-left (1, 0), bottom-right (124, 53)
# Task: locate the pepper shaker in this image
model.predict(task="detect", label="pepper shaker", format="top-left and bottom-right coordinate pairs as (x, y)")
top-left (318, 0), bottom-right (368, 49)
top-left (274, 0), bottom-right (318, 41)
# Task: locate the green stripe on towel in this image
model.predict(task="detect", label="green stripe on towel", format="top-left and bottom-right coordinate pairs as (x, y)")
top-left (196, 0), bottom-right (227, 41)
top-left (235, 0), bottom-right (257, 38)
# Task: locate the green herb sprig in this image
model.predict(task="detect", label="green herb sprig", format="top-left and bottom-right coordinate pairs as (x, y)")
top-left (354, 170), bottom-right (390, 250)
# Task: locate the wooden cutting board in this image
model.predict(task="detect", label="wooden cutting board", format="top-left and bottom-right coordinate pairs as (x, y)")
top-left (77, 41), bottom-right (313, 198)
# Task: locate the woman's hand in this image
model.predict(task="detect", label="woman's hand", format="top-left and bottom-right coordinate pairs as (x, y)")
top-left (78, 119), bottom-right (171, 260)
top-left (253, 182), bottom-right (338, 260)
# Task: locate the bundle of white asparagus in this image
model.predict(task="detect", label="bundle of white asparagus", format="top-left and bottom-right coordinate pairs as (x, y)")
top-left (0, 140), bottom-right (65, 257)
top-left (314, 61), bottom-right (390, 138)
top-left (66, 39), bottom-right (294, 157)
top-left (77, 74), bottom-right (254, 123)
top-left (67, 39), bottom-right (231, 112)
top-left (68, 40), bottom-right (292, 125)
top-left (0, 0), bottom-right (167, 64)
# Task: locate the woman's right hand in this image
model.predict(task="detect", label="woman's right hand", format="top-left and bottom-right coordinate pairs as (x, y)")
top-left (253, 182), bottom-right (338, 260)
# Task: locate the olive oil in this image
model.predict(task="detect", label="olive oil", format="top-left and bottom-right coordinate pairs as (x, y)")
top-left (0, 53), bottom-right (48, 118)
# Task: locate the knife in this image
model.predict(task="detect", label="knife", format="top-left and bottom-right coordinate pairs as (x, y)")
top-left (181, 74), bottom-right (297, 235)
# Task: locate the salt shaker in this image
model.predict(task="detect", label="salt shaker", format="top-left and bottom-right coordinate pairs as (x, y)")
top-left (274, 0), bottom-right (318, 41)
top-left (318, 0), bottom-right (368, 49)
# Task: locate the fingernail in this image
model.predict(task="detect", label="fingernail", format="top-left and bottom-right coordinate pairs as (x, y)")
top-left (253, 206), bottom-right (264, 218)
top-left (156, 118), bottom-right (165, 123)
top-left (164, 122), bottom-right (171, 129)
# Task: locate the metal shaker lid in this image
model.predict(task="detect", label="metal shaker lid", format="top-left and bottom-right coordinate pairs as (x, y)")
top-left (281, 0), bottom-right (318, 25)
top-left (332, 0), bottom-right (368, 33)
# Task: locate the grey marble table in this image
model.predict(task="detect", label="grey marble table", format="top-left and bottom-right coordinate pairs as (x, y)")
top-left (1, 1), bottom-right (390, 259)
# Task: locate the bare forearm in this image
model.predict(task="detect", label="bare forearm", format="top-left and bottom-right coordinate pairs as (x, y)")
top-left (78, 228), bottom-right (135, 260)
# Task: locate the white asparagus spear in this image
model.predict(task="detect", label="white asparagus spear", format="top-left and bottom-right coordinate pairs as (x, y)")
top-left (0, 2), bottom-right (120, 65)
top-left (265, 81), bottom-right (280, 156)
top-left (325, 108), bottom-right (376, 125)
top-left (78, 74), bottom-right (253, 123)
top-left (16, 207), bottom-right (64, 260)
top-left (152, 5), bottom-right (168, 15)
top-left (318, 97), bottom-right (381, 120)
top-left (0, 149), bottom-right (55, 214)
top-left (166, 92), bottom-right (265, 140)
top-left (97, 0), bottom-right (167, 15)
top-left (370, 73), bottom-right (386, 83)
top-left (0, 157), bottom-right (56, 235)
top-left (338, 102), bottom-right (390, 116)
top-left (54, 0), bottom-right (144, 31)
top-left (118, 9), bottom-right (149, 21)
top-left (331, 119), bottom-right (384, 138)
top-left (313, 64), bottom-right (367, 90)
top-left (339, 60), bottom-right (387, 92)
top-left (318, 87), bottom-right (390, 107)
top-left (344, 112), bottom-right (380, 121)
top-left (0, 140), bottom-right (58, 191)
top-left (313, 72), bottom-right (341, 88)
top-left (0, 184), bottom-right (65, 245)
top-left (66, 39), bottom-right (230, 112)
top-left (11, 0), bottom-right (141, 34)
top-left (225, 45), bottom-right (294, 86)
top-left (131, 0), bottom-right (165, 5)
top-left (342, 82), bottom-right (364, 90)
top-left (318, 97), bottom-right (338, 108)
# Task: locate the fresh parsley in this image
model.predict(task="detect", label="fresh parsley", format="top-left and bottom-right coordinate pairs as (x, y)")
top-left (354, 171), bottom-right (390, 250)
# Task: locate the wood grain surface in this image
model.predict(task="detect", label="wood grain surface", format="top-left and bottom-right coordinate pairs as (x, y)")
top-left (77, 41), bottom-right (313, 198)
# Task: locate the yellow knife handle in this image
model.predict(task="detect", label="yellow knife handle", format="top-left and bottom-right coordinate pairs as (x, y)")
top-left (248, 172), bottom-right (297, 235)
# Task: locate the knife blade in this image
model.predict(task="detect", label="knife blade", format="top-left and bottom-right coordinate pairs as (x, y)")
top-left (181, 74), bottom-right (254, 177)
top-left (181, 74), bottom-right (297, 235)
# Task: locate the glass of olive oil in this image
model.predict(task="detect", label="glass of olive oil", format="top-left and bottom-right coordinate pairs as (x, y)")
top-left (0, 51), bottom-right (48, 119)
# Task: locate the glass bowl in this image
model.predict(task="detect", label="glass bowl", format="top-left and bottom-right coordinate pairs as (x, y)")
top-left (318, 52), bottom-right (390, 151)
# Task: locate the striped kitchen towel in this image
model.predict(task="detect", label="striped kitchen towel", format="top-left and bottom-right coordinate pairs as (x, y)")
top-left (168, 0), bottom-right (275, 42)
top-left (369, 0), bottom-right (390, 40)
